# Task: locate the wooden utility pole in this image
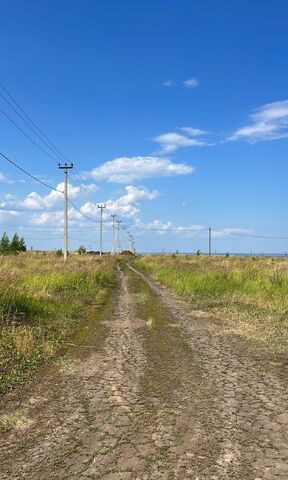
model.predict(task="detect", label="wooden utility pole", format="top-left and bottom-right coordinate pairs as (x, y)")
top-left (58, 163), bottom-right (73, 262)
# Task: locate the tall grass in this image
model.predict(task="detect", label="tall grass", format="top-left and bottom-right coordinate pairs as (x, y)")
top-left (135, 255), bottom-right (288, 355)
top-left (0, 253), bottom-right (116, 394)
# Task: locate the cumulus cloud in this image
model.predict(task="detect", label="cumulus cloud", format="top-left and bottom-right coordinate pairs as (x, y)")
top-left (153, 132), bottom-right (206, 153)
top-left (132, 219), bottom-right (206, 236)
top-left (33, 210), bottom-right (64, 226)
top-left (85, 156), bottom-right (193, 183)
top-left (182, 78), bottom-right (199, 88)
top-left (51, 185), bottom-right (160, 223)
top-left (229, 100), bottom-right (288, 142)
top-left (0, 182), bottom-right (98, 211)
top-left (107, 186), bottom-right (159, 217)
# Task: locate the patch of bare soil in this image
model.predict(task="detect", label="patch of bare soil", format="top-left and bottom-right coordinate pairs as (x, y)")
top-left (0, 264), bottom-right (287, 479)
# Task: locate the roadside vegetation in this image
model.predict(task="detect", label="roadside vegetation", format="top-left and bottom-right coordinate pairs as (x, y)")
top-left (0, 232), bottom-right (26, 255)
top-left (0, 253), bottom-right (116, 395)
top-left (135, 255), bottom-right (288, 356)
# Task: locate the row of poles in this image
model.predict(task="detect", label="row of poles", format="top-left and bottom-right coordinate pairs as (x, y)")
top-left (59, 163), bottom-right (135, 261)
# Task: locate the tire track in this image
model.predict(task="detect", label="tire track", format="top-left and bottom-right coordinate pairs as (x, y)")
top-left (0, 263), bottom-right (287, 479)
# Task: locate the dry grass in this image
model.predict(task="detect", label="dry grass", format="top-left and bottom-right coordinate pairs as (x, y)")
top-left (0, 252), bottom-right (116, 394)
top-left (0, 410), bottom-right (32, 432)
top-left (12, 326), bottom-right (34, 358)
top-left (135, 255), bottom-right (288, 355)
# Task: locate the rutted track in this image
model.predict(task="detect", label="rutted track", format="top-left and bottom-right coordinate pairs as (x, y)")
top-left (0, 263), bottom-right (287, 479)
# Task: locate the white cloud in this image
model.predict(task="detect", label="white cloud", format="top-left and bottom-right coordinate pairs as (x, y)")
top-left (106, 186), bottom-right (159, 218)
top-left (33, 211), bottom-right (64, 226)
top-left (183, 78), bottom-right (199, 88)
top-left (229, 100), bottom-right (288, 142)
top-left (57, 185), bottom-right (160, 222)
top-left (163, 80), bottom-right (175, 87)
top-left (132, 219), bottom-right (206, 236)
top-left (153, 132), bottom-right (205, 153)
top-left (85, 156), bottom-right (193, 183)
top-left (0, 182), bottom-right (98, 211)
top-left (0, 172), bottom-right (8, 183)
top-left (179, 126), bottom-right (207, 136)
top-left (212, 227), bottom-right (254, 238)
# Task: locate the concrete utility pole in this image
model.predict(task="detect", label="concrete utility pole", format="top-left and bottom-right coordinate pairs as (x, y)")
top-left (127, 232), bottom-right (133, 252)
top-left (208, 227), bottom-right (212, 256)
top-left (58, 163), bottom-right (73, 262)
top-left (111, 214), bottom-right (117, 255)
top-left (97, 203), bottom-right (106, 257)
top-left (116, 219), bottom-right (121, 253)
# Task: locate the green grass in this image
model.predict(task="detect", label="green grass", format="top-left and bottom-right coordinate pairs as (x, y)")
top-left (0, 253), bottom-right (116, 394)
top-left (134, 255), bottom-right (288, 356)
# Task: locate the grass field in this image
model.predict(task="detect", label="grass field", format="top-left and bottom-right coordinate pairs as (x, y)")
top-left (135, 255), bottom-right (288, 356)
top-left (0, 253), bottom-right (116, 395)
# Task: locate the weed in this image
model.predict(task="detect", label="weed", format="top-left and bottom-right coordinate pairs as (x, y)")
top-left (0, 410), bottom-right (32, 432)
top-left (135, 255), bottom-right (288, 354)
top-left (0, 253), bottom-right (116, 394)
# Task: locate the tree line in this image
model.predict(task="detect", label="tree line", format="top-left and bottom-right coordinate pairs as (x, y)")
top-left (0, 232), bottom-right (26, 255)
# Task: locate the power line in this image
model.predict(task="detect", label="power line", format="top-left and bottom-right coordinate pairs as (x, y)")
top-left (213, 229), bottom-right (288, 240)
top-left (70, 168), bottom-right (100, 205)
top-left (0, 80), bottom-right (69, 163)
top-left (130, 226), bottom-right (209, 233)
top-left (68, 198), bottom-right (99, 224)
top-left (73, 165), bottom-right (100, 203)
top-left (0, 91), bottom-right (64, 164)
top-left (0, 107), bottom-right (60, 165)
top-left (0, 152), bottom-right (63, 193)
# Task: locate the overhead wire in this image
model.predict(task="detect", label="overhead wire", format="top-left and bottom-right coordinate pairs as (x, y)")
top-left (70, 169), bottom-right (100, 205)
top-left (0, 108), bottom-right (60, 165)
top-left (73, 165), bottom-right (100, 203)
top-left (0, 152), bottom-right (63, 193)
top-left (68, 198), bottom-right (99, 224)
top-left (0, 81), bottom-right (99, 201)
top-left (1, 84), bottom-right (287, 249)
top-left (212, 229), bottom-right (288, 240)
top-left (0, 91), bottom-right (64, 164)
top-left (0, 80), bottom-right (69, 163)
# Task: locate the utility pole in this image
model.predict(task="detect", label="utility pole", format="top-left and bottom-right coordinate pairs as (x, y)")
top-left (111, 214), bottom-right (117, 255)
top-left (116, 219), bottom-right (121, 253)
top-left (97, 203), bottom-right (106, 257)
top-left (58, 163), bottom-right (73, 262)
top-left (128, 233), bottom-right (133, 252)
top-left (208, 227), bottom-right (212, 256)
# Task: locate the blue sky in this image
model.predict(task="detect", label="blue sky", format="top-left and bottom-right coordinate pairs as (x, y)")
top-left (0, 0), bottom-right (287, 253)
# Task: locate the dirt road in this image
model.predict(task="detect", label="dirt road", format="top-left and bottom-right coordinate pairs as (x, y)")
top-left (1, 264), bottom-right (287, 479)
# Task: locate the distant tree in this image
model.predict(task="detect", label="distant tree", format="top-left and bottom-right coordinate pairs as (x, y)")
top-left (56, 249), bottom-right (63, 256)
top-left (78, 245), bottom-right (86, 255)
top-left (225, 252), bottom-right (229, 257)
top-left (196, 249), bottom-right (201, 256)
top-left (10, 233), bottom-right (21, 254)
top-left (0, 232), bottom-right (11, 255)
top-left (18, 236), bottom-right (26, 252)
